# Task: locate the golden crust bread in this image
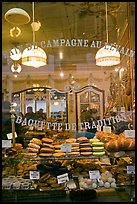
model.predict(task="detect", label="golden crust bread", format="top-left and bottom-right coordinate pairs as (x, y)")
top-left (42, 138), bottom-right (53, 143)
top-left (30, 138), bottom-right (42, 146)
top-left (40, 147), bottom-right (54, 153)
top-left (53, 152), bottom-right (66, 157)
top-left (42, 143), bottom-right (54, 149)
top-left (39, 153), bottom-right (53, 157)
top-left (28, 142), bottom-right (41, 149)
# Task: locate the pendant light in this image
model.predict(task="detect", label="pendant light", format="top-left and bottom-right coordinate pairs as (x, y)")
top-left (95, 2), bottom-right (120, 66)
top-left (22, 2), bottom-right (47, 68)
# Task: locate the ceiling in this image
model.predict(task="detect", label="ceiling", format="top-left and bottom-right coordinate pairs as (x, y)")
top-left (2, 2), bottom-right (135, 81)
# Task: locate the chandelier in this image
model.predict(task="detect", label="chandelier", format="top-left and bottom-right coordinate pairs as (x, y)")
top-left (22, 2), bottom-right (47, 68)
top-left (95, 2), bottom-right (120, 67)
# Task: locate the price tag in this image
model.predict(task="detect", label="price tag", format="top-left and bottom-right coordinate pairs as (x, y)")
top-left (57, 173), bottom-right (69, 184)
top-left (61, 144), bottom-right (72, 152)
top-left (89, 170), bottom-right (101, 179)
top-left (127, 166), bottom-right (135, 174)
top-left (125, 130), bottom-right (135, 138)
top-left (103, 126), bottom-right (111, 133)
top-left (7, 132), bottom-right (18, 139)
top-left (30, 171), bottom-right (40, 180)
top-left (2, 140), bottom-right (11, 148)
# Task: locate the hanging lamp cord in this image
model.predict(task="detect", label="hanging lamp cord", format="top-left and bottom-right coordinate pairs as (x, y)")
top-left (105, 2), bottom-right (108, 44)
top-left (32, 2), bottom-right (35, 43)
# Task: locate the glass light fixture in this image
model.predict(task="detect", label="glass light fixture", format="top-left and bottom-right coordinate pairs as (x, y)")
top-left (22, 45), bottom-right (47, 68)
top-left (11, 63), bottom-right (22, 73)
top-left (10, 48), bottom-right (22, 61)
top-left (95, 2), bottom-right (120, 67)
top-left (21, 2), bottom-right (47, 68)
top-left (96, 44), bottom-right (120, 66)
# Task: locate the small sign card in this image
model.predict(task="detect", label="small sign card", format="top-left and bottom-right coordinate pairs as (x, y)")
top-left (125, 130), bottom-right (135, 138)
top-left (127, 166), bottom-right (135, 174)
top-left (7, 132), bottom-right (18, 140)
top-left (57, 173), bottom-right (69, 184)
top-left (89, 170), bottom-right (101, 179)
top-left (61, 144), bottom-right (72, 152)
top-left (30, 171), bottom-right (40, 180)
top-left (2, 140), bottom-right (11, 148)
top-left (103, 126), bottom-right (111, 133)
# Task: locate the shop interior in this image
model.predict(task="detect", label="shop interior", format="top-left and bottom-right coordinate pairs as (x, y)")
top-left (2, 2), bottom-right (135, 202)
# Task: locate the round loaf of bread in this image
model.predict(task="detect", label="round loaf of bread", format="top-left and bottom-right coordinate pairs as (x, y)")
top-left (53, 144), bottom-right (61, 149)
top-left (66, 138), bottom-right (76, 143)
top-left (42, 143), bottom-right (54, 149)
top-left (124, 138), bottom-right (135, 151)
top-left (26, 147), bottom-right (39, 153)
top-left (93, 151), bottom-right (105, 156)
top-left (31, 138), bottom-right (42, 146)
top-left (105, 140), bottom-right (119, 152)
top-left (92, 146), bottom-right (104, 152)
top-left (80, 152), bottom-right (92, 156)
top-left (91, 142), bottom-right (104, 147)
top-left (80, 147), bottom-right (92, 152)
top-left (80, 143), bottom-right (91, 147)
top-left (67, 152), bottom-right (80, 156)
top-left (71, 143), bottom-right (80, 147)
top-left (39, 153), bottom-right (53, 157)
top-left (42, 138), bottom-right (53, 143)
top-left (53, 152), bottom-right (66, 157)
top-left (28, 142), bottom-right (40, 149)
top-left (77, 136), bottom-right (89, 143)
top-left (40, 147), bottom-right (54, 153)
top-left (24, 152), bottom-right (38, 158)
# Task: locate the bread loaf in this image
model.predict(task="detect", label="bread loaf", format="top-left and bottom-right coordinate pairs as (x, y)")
top-left (28, 143), bottom-right (41, 149)
top-left (31, 138), bottom-right (42, 146)
top-left (40, 147), bottom-right (54, 153)
top-left (26, 147), bottom-right (39, 153)
top-left (42, 138), bottom-right (53, 143)
top-left (42, 143), bottom-right (54, 149)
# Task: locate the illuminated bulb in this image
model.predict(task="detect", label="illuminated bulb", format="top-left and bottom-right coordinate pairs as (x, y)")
top-left (60, 52), bottom-right (63, 59)
top-left (60, 72), bottom-right (64, 77)
top-left (115, 68), bottom-right (119, 72)
top-left (120, 68), bottom-right (124, 71)
top-left (54, 101), bottom-right (59, 106)
top-left (14, 74), bottom-right (17, 78)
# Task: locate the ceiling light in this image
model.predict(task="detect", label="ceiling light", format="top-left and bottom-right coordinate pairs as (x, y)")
top-left (11, 63), bottom-right (22, 73)
top-left (60, 72), bottom-right (64, 77)
top-left (10, 48), bottom-right (22, 60)
top-left (22, 45), bottom-right (47, 68)
top-left (120, 68), bottom-right (124, 71)
top-left (5, 8), bottom-right (30, 25)
top-left (54, 101), bottom-right (59, 106)
top-left (59, 52), bottom-right (63, 59)
top-left (95, 2), bottom-right (120, 67)
top-left (21, 2), bottom-right (47, 68)
top-left (115, 68), bottom-right (119, 72)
